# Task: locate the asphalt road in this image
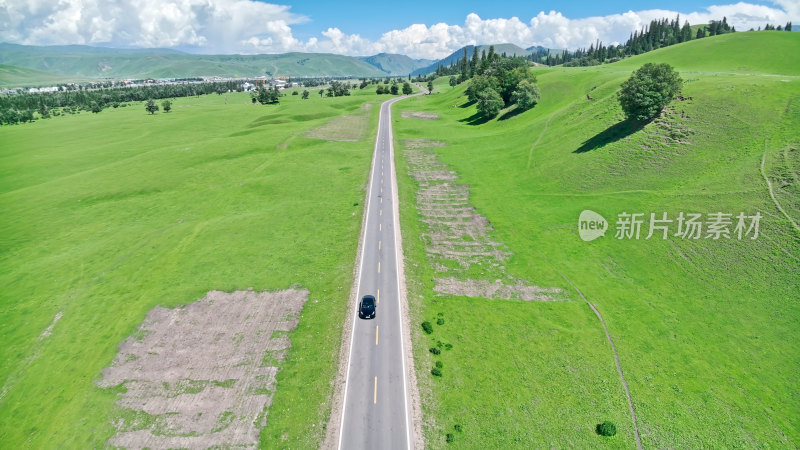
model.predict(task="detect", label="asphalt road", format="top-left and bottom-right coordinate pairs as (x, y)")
top-left (338, 95), bottom-right (415, 450)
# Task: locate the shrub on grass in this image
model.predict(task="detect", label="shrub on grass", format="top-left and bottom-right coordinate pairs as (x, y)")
top-left (454, 424), bottom-right (463, 432)
top-left (435, 361), bottom-right (443, 369)
top-left (618, 63), bottom-right (682, 121)
top-left (430, 347), bottom-right (441, 355)
top-left (596, 421), bottom-right (617, 436)
top-left (431, 367), bottom-right (442, 377)
top-left (444, 343), bottom-right (453, 350)
top-left (446, 433), bottom-right (455, 443)
top-left (437, 318), bottom-right (445, 325)
top-left (422, 321), bottom-right (433, 334)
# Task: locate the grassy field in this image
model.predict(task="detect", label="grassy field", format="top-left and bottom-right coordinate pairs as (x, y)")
top-left (393, 31), bottom-right (799, 447)
top-left (0, 88), bottom-right (382, 447)
top-left (0, 64), bottom-right (83, 88)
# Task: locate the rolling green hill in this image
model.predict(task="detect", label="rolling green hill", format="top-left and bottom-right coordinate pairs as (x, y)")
top-left (0, 43), bottom-right (391, 81)
top-left (359, 53), bottom-right (434, 75)
top-left (394, 31), bottom-right (799, 447)
top-left (0, 64), bottom-right (80, 87)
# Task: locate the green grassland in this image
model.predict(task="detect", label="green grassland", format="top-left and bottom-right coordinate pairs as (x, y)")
top-left (393, 31), bottom-right (799, 447)
top-left (0, 64), bottom-right (83, 88)
top-left (0, 89), bottom-right (381, 447)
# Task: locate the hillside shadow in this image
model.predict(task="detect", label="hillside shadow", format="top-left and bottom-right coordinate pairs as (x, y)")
top-left (573, 119), bottom-right (647, 153)
top-left (459, 100), bottom-right (476, 108)
top-left (498, 105), bottom-right (526, 121)
top-left (459, 111), bottom-right (492, 126)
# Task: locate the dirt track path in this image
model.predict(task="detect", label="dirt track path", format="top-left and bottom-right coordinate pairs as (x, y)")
top-left (761, 143), bottom-right (800, 234)
top-left (562, 275), bottom-right (643, 450)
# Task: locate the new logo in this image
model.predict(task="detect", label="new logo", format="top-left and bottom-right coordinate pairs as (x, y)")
top-left (578, 210), bottom-right (608, 241)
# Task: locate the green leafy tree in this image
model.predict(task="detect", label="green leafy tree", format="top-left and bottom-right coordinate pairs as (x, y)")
top-left (255, 87), bottom-right (279, 104)
top-left (475, 88), bottom-right (504, 118)
top-left (19, 109), bottom-right (34, 123)
top-left (427, 80), bottom-right (434, 94)
top-left (90, 101), bottom-right (101, 113)
top-left (402, 82), bottom-right (412, 95)
top-left (449, 76), bottom-right (457, 87)
top-left (465, 75), bottom-right (499, 102)
top-left (328, 81), bottom-right (351, 97)
top-left (145, 99), bottom-right (159, 115)
top-left (390, 84), bottom-right (399, 95)
top-left (494, 64), bottom-right (534, 104)
top-left (161, 100), bottom-right (172, 113)
top-left (376, 85), bottom-right (385, 95)
top-left (618, 63), bottom-right (683, 121)
top-left (301, 90), bottom-right (310, 99)
top-left (38, 104), bottom-right (50, 119)
top-left (510, 79), bottom-right (540, 111)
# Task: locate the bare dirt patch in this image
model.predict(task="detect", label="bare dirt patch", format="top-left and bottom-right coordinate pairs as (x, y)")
top-left (97, 289), bottom-right (308, 448)
top-left (307, 103), bottom-right (372, 142)
top-left (403, 139), bottom-right (447, 149)
top-left (405, 150), bottom-right (562, 301)
top-left (434, 278), bottom-right (562, 301)
top-left (401, 110), bottom-right (440, 121)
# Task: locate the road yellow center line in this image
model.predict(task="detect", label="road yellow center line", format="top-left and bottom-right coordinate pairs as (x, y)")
top-left (379, 223), bottom-right (382, 231)
top-left (378, 240), bottom-right (381, 250)
top-left (377, 288), bottom-right (380, 304)
top-left (378, 262), bottom-right (381, 273)
top-left (380, 209), bottom-right (382, 216)
top-left (374, 376), bottom-right (378, 404)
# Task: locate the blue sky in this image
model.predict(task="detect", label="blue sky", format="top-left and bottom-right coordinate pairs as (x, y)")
top-left (285, 0), bottom-right (788, 40)
top-left (1, 0), bottom-right (797, 57)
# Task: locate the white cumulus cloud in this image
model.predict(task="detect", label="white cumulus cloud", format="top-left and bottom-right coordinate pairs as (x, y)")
top-left (0, 0), bottom-right (307, 53)
top-left (319, 4), bottom-right (797, 59)
top-left (0, 1), bottom-right (797, 57)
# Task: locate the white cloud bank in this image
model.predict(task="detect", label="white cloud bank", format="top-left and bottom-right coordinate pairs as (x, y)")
top-left (0, 0), bottom-right (797, 58)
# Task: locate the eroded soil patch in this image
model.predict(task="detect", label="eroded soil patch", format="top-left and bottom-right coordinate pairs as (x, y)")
top-left (97, 289), bottom-right (308, 448)
top-left (306, 103), bottom-right (372, 142)
top-left (403, 139), bottom-right (447, 149)
top-left (404, 150), bottom-right (562, 301)
top-left (401, 110), bottom-right (440, 121)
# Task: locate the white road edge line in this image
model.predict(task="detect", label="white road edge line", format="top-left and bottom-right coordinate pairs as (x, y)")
top-left (337, 97), bottom-right (379, 450)
top-left (387, 98), bottom-right (413, 450)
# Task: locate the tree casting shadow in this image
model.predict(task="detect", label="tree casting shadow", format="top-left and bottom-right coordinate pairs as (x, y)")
top-left (459, 111), bottom-right (492, 126)
top-left (573, 119), bottom-right (648, 153)
top-left (498, 105), bottom-right (525, 121)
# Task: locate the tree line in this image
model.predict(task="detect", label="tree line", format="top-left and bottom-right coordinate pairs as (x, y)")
top-left (536, 16), bottom-right (792, 67)
top-left (0, 80), bottom-right (246, 125)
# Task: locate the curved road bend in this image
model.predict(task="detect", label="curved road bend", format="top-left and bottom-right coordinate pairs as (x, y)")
top-left (338, 93), bottom-right (420, 450)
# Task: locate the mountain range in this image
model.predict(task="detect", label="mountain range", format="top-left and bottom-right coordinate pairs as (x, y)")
top-left (0, 42), bottom-right (546, 86)
top-left (0, 43), bottom-right (438, 85)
